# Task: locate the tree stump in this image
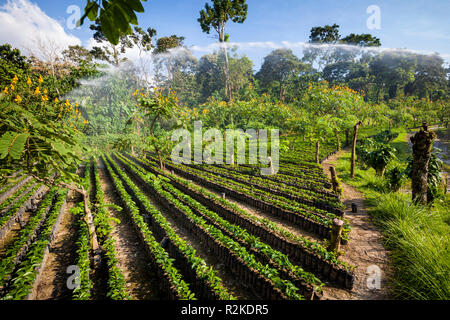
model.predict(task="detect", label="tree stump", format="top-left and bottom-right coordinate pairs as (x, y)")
top-left (410, 122), bottom-right (436, 205)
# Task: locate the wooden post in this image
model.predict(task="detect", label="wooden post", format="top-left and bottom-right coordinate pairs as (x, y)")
top-left (315, 141), bottom-right (320, 164)
top-left (268, 156), bottom-right (274, 175)
top-left (350, 121), bottom-right (362, 178)
top-left (329, 166), bottom-right (341, 195)
top-left (443, 174), bottom-right (448, 195)
top-left (329, 218), bottom-right (344, 253)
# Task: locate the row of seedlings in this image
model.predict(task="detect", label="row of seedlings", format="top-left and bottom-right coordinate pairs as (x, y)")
top-left (1, 189), bottom-right (68, 300)
top-left (189, 163), bottom-right (344, 214)
top-left (211, 164), bottom-right (334, 196)
top-left (104, 155), bottom-right (233, 300)
top-left (71, 165), bottom-right (94, 300)
top-left (0, 175), bottom-right (31, 203)
top-left (0, 181), bottom-right (46, 240)
top-left (121, 154), bottom-right (354, 290)
top-left (103, 155), bottom-right (223, 300)
top-left (167, 158), bottom-right (343, 222)
top-left (111, 154), bottom-right (309, 300)
top-left (137, 155), bottom-right (350, 242)
top-left (89, 159), bottom-right (129, 299)
top-left (0, 188), bottom-right (57, 293)
top-left (115, 153), bottom-right (325, 298)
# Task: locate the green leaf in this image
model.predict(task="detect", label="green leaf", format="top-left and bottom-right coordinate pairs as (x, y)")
top-left (100, 10), bottom-right (119, 45)
top-left (87, 2), bottom-right (99, 21)
top-left (122, 0), bottom-right (145, 13)
top-left (0, 131), bottom-right (29, 160)
top-left (111, 4), bottom-right (130, 34)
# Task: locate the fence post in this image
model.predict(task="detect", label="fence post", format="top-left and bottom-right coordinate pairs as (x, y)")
top-left (329, 218), bottom-right (344, 253)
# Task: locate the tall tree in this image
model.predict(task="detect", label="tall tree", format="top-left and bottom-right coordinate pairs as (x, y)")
top-left (89, 21), bottom-right (134, 67)
top-left (370, 52), bottom-right (417, 101)
top-left (304, 24), bottom-right (341, 70)
top-left (154, 35), bottom-right (186, 81)
top-left (129, 26), bottom-right (157, 88)
top-left (256, 49), bottom-right (303, 101)
top-left (198, 0), bottom-right (248, 101)
top-left (340, 33), bottom-right (381, 47)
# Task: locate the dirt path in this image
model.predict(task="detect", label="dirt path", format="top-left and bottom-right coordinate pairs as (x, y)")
top-left (34, 190), bottom-right (79, 300)
top-left (321, 151), bottom-right (391, 300)
top-left (97, 162), bottom-right (160, 300)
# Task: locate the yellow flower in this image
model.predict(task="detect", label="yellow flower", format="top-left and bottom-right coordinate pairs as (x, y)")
top-left (10, 84), bottom-right (14, 91)
top-left (78, 113), bottom-right (81, 119)
top-left (3, 87), bottom-right (8, 95)
top-left (58, 113), bottom-right (62, 118)
top-left (43, 88), bottom-right (48, 94)
top-left (14, 95), bottom-right (22, 103)
top-left (27, 77), bottom-right (32, 86)
top-left (54, 97), bottom-right (59, 103)
top-left (41, 95), bottom-right (48, 102)
top-left (34, 87), bottom-right (40, 95)
top-left (38, 75), bottom-right (43, 84)
top-left (65, 99), bottom-right (69, 106)
top-left (12, 74), bottom-right (18, 82)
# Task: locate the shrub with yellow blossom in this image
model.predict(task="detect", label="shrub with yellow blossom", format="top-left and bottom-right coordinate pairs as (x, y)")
top-left (1, 74), bottom-right (89, 187)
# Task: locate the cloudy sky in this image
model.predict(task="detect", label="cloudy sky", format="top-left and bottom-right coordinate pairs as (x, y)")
top-left (0, 0), bottom-right (449, 69)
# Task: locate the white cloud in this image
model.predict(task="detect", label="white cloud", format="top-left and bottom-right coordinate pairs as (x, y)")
top-left (0, 0), bottom-right (81, 57)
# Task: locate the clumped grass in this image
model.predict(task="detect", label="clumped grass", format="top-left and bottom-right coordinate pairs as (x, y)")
top-left (371, 193), bottom-right (450, 300)
top-left (335, 151), bottom-right (450, 300)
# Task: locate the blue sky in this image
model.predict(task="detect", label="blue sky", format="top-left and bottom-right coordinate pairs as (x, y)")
top-left (1, 0), bottom-right (449, 69)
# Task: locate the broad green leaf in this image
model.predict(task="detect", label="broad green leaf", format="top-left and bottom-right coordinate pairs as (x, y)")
top-left (100, 9), bottom-right (119, 45)
top-left (122, 0), bottom-right (145, 13)
top-left (87, 2), bottom-right (99, 21)
top-left (0, 131), bottom-right (29, 160)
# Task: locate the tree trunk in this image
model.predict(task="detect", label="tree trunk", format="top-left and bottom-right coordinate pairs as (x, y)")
top-left (315, 140), bottom-right (320, 164)
top-left (410, 123), bottom-right (436, 205)
top-left (350, 121), bottom-right (362, 178)
top-left (219, 25), bottom-right (232, 102)
top-left (279, 82), bottom-right (284, 101)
